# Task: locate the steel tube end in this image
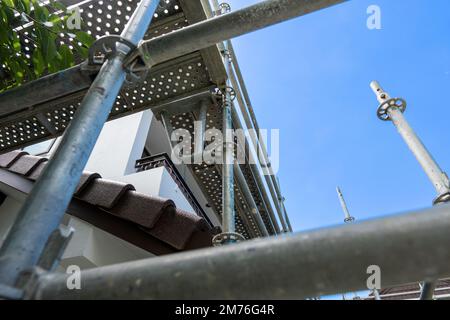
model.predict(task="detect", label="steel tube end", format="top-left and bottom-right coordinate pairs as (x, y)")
top-left (370, 80), bottom-right (390, 103)
top-left (370, 80), bottom-right (382, 94)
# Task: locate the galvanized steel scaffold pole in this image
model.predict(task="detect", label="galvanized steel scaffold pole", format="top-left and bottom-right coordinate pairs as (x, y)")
top-left (212, 0), bottom-right (282, 234)
top-left (336, 187), bottom-right (355, 223)
top-left (33, 204), bottom-right (450, 300)
top-left (370, 81), bottom-right (450, 205)
top-left (336, 187), bottom-right (381, 300)
top-left (129, 0), bottom-right (349, 70)
top-left (217, 81), bottom-right (239, 245)
top-left (211, 0), bottom-right (290, 233)
top-left (0, 0), bottom-right (160, 287)
top-left (370, 81), bottom-right (450, 300)
top-left (337, 187), bottom-right (359, 300)
top-left (212, 7), bottom-right (241, 244)
top-left (234, 161), bottom-right (270, 237)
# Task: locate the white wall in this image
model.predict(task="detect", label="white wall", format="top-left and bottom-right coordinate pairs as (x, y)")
top-left (84, 111), bottom-right (153, 178)
top-left (0, 197), bottom-right (23, 246)
top-left (61, 216), bottom-right (153, 270)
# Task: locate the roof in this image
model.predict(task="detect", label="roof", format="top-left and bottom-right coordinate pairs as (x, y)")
top-left (366, 279), bottom-right (450, 300)
top-left (0, 150), bottom-right (215, 252)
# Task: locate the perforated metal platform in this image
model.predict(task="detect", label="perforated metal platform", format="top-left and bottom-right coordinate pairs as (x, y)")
top-left (0, 0), bottom-right (276, 238)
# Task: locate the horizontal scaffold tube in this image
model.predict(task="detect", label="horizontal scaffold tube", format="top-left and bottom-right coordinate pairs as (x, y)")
top-left (34, 204), bottom-right (450, 299)
top-left (131, 0), bottom-right (348, 68)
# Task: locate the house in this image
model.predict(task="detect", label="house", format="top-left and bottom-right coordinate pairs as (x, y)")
top-left (0, 0), bottom-right (288, 277)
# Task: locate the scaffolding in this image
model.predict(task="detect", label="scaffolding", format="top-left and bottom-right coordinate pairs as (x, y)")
top-left (0, 0), bottom-right (448, 300)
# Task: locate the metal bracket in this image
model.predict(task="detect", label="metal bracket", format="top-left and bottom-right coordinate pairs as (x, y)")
top-left (0, 226), bottom-right (74, 300)
top-left (433, 192), bottom-right (450, 206)
top-left (344, 216), bottom-right (356, 223)
top-left (216, 86), bottom-right (236, 102)
top-left (212, 232), bottom-right (245, 246)
top-left (88, 35), bottom-right (136, 66)
top-left (36, 226), bottom-right (74, 272)
top-left (0, 283), bottom-right (24, 300)
top-left (377, 97), bottom-right (407, 121)
top-left (16, 266), bottom-right (48, 300)
top-left (88, 35), bottom-right (148, 86)
top-left (216, 3), bottom-right (231, 16)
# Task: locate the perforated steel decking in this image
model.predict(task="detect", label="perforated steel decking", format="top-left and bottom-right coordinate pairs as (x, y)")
top-left (0, 0), bottom-right (277, 238)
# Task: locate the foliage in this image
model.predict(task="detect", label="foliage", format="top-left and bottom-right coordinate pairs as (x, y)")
top-left (0, 0), bottom-right (93, 92)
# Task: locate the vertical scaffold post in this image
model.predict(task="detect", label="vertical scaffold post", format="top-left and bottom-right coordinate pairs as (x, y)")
top-left (336, 186), bottom-right (361, 300)
top-left (211, 0), bottom-right (290, 233)
top-left (370, 81), bottom-right (450, 205)
top-left (0, 0), bottom-right (160, 287)
top-left (194, 100), bottom-right (209, 164)
top-left (336, 186), bottom-right (355, 223)
top-left (370, 80), bottom-right (450, 300)
top-left (212, 2), bottom-right (243, 246)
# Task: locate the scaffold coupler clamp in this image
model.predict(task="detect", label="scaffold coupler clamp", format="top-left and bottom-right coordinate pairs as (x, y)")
top-left (11, 225), bottom-right (74, 299)
top-left (215, 3), bottom-right (231, 16)
top-left (216, 86), bottom-right (236, 103)
top-left (87, 35), bottom-right (150, 86)
top-left (212, 232), bottom-right (245, 246)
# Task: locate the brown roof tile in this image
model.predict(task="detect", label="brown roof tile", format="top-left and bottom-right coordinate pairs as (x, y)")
top-left (0, 151), bottom-right (213, 251)
top-left (0, 150), bottom-right (28, 168)
top-left (28, 161), bottom-right (47, 181)
top-left (143, 208), bottom-right (208, 250)
top-left (74, 171), bottom-right (101, 195)
top-left (8, 155), bottom-right (47, 176)
top-left (77, 178), bottom-right (135, 209)
top-left (108, 191), bottom-right (175, 229)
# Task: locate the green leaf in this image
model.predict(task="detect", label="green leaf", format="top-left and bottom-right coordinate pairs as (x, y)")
top-left (32, 48), bottom-right (45, 77)
top-left (1, 4), bottom-right (15, 23)
top-left (49, 14), bottom-right (61, 24)
top-left (4, 0), bottom-right (15, 8)
top-left (58, 44), bottom-right (74, 69)
top-left (75, 31), bottom-right (94, 48)
top-left (43, 36), bottom-right (57, 64)
top-left (50, 0), bottom-right (66, 11)
top-left (13, 0), bottom-right (30, 14)
top-left (20, 0), bottom-right (31, 14)
top-left (73, 42), bottom-right (88, 59)
top-left (0, 22), bottom-right (9, 44)
top-left (31, 0), bottom-right (49, 22)
top-left (1, 0), bottom-right (80, 90)
top-left (35, 27), bottom-right (57, 64)
top-left (8, 59), bottom-right (24, 84)
top-left (12, 34), bottom-right (21, 51)
top-left (47, 51), bottom-right (62, 73)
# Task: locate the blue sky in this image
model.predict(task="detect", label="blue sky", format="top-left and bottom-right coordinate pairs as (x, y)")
top-left (228, 0), bottom-right (450, 232)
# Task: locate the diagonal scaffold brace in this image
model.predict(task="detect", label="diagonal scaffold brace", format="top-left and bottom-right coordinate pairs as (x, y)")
top-left (0, 0), bottom-right (161, 287)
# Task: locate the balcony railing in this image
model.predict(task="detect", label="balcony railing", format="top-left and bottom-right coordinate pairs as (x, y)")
top-left (135, 153), bottom-right (212, 227)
